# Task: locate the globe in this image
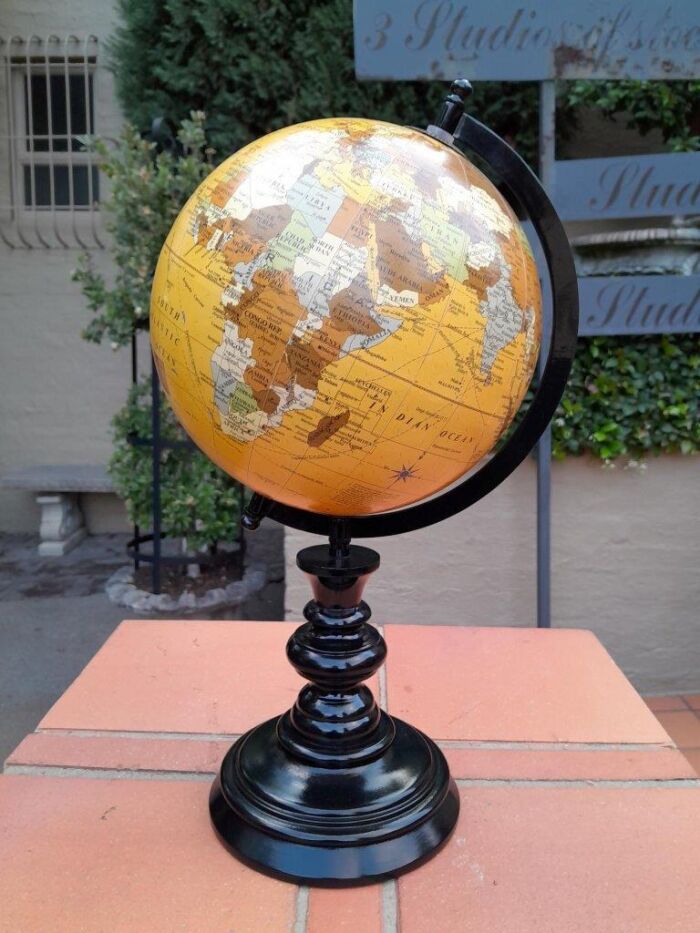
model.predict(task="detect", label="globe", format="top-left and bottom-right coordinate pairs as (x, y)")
top-left (151, 117), bottom-right (542, 516)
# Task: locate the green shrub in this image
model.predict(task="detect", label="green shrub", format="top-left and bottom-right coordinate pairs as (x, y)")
top-left (565, 79), bottom-right (700, 152)
top-left (74, 113), bottom-right (243, 550)
top-left (110, 378), bottom-right (244, 549)
top-left (556, 334), bottom-right (699, 461)
top-left (74, 113), bottom-right (212, 348)
top-left (109, 0), bottom-right (542, 163)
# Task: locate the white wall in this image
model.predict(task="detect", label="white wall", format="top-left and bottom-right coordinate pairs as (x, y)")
top-left (0, 0), bottom-right (129, 532)
top-left (285, 455), bottom-right (700, 694)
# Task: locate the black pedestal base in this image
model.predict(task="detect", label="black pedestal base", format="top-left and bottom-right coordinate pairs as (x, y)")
top-left (209, 714), bottom-right (459, 886)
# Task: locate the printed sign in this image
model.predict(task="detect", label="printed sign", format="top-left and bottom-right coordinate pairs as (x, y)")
top-left (354, 1), bottom-right (700, 81)
top-left (552, 152), bottom-right (700, 221)
top-left (578, 275), bottom-right (700, 335)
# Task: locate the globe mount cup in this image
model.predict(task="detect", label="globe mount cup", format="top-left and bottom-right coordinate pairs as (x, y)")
top-left (210, 79), bottom-right (579, 885)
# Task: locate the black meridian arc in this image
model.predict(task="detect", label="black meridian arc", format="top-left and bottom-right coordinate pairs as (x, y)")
top-left (245, 102), bottom-right (579, 539)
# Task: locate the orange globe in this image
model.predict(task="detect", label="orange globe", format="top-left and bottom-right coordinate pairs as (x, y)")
top-left (150, 118), bottom-right (541, 516)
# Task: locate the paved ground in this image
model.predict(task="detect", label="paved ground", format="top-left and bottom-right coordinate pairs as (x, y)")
top-left (0, 523), bottom-right (284, 762)
top-left (645, 694), bottom-right (700, 776)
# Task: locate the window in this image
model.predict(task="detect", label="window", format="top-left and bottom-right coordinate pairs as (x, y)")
top-left (22, 70), bottom-right (99, 207)
top-left (1, 36), bottom-right (103, 248)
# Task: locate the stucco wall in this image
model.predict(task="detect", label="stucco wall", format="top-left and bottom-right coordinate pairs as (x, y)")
top-left (0, 0), bottom-right (129, 532)
top-left (285, 455), bottom-right (700, 694)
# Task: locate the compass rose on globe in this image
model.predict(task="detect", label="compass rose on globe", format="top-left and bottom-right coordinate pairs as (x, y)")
top-left (150, 79), bottom-right (578, 885)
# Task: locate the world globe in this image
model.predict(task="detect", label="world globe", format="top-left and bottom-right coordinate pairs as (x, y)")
top-left (151, 117), bottom-right (542, 516)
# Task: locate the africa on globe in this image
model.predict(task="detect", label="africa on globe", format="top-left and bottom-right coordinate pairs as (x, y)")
top-left (150, 117), bottom-right (542, 516)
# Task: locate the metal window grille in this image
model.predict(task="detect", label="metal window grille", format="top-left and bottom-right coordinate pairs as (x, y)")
top-left (0, 35), bottom-right (104, 248)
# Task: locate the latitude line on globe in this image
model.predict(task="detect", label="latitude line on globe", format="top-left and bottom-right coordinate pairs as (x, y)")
top-left (155, 331), bottom-right (503, 501)
top-left (190, 320), bottom-right (503, 432)
top-left (160, 295), bottom-right (506, 474)
top-left (160, 237), bottom-right (503, 396)
top-left (161, 239), bottom-right (493, 341)
top-left (160, 363), bottom-right (478, 468)
top-left (168, 278), bottom-right (502, 421)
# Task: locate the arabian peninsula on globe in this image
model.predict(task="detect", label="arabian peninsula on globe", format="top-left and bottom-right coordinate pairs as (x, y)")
top-left (150, 118), bottom-right (542, 516)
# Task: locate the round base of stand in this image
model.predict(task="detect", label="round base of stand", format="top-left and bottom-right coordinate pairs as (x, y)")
top-left (209, 714), bottom-right (459, 886)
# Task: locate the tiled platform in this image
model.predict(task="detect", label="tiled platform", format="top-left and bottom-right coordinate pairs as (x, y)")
top-left (3, 620), bottom-right (700, 932)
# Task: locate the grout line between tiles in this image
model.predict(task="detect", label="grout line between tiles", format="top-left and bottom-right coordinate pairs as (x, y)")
top-left (35, 728), bottom-right (241, 741)
top-left (453, 777), bottom-right (700, 788)
top-left (7, 765), bottom-right (699, 788)
top-left (382, 879), bottom-right (398, 933)
top-left (4, 764), bottom-right (214, 781)
top-left (437, 740), bottom-right (676, 751)
top-left (293, 886), bottom-right (309, 933)
top-left (33, 730), bottom-right (677, 753)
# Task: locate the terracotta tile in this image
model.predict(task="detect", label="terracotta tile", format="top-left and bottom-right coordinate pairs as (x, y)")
top-left (0, 774), bottom-right (296, 932)
top-left (40, 620), bottom-right (380, 736)
top-left (442, 746), bottom-right (696, 781)
top-left (683, 694), bottom-right (700, 710)
top-left (654, 711), bottom-right (700, 749)
top-left (644, 695), bottom-right (688, 712)
top-left (5, 732), bottom-right (231, 775)
top-left (384, 626), bottom-right (668, 743)
top-left (41, 620), bottom-right (300, 734)
top-left (398, 784), bottom-right (700, 933)
top-left (682, 749), bottom-right (700, 776)
top-left (307, 885), bottom-right (382, 933)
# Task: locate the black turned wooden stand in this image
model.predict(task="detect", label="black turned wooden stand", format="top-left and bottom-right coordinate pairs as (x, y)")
top-left (209, 539), bottom-right (459, 886)
top-left (208, 78), bottom-right (579, 886)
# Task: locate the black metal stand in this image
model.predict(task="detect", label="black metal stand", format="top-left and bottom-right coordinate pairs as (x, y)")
top-left (205, 78), bottom-right (578, 885)
top-left (209, 532), bottom-right (459, 885)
